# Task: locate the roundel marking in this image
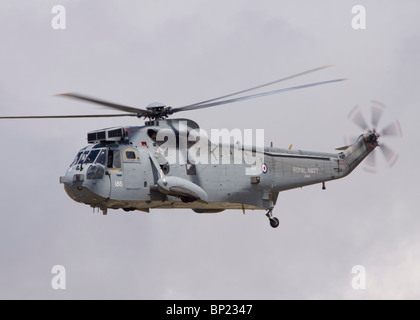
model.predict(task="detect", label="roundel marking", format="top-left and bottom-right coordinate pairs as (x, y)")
top-left (262, 163), bottom-right (268, 174)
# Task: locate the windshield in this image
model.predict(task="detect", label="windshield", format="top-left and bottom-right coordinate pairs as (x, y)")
top-left (77, 151), bottom-right (90, 165)
top-left (71, 147), bottom-right (113, 167)
top-left (70, 151), bottom-right (83, 167)
top-left (71, 148), bottom-right (105, 166)
top-left (85, 149), bottom-right (100, 164)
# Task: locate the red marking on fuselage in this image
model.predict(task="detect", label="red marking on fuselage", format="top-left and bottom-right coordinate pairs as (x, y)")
top-left (124, 128), bottom-right (135, 135)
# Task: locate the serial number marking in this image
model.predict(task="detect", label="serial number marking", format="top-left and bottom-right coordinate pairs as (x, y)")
top-left (293, 167), bottom-right (320, 174)
top-left (114, 181), bottom-right (123, 187)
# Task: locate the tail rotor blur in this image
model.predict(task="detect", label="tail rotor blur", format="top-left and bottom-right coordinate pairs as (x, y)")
top-left (345, 101), bottom-right (402, 173)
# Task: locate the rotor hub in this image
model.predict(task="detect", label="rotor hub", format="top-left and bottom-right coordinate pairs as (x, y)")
top-left (146, 102), bottom-right (166, 110)
top-left (367, 129), bottom-right (380, 143)
top-left (145, 102), bottom-right (173, 120)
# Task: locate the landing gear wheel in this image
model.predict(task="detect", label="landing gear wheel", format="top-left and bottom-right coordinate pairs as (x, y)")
top-left (270, 217), bottom-right (280, 229)
top-left (265, 207), bottom-right (279, 229)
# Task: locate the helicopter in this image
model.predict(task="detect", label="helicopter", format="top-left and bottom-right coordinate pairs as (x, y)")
top-left (0, 65), bottom-right (391, 228)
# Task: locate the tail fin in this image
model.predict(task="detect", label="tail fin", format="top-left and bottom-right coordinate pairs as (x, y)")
top-left (335, 131), bottom-right (379, 177)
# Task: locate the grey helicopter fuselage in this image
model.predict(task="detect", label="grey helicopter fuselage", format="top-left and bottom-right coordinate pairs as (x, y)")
top-left (0, 65), bottom-right (387, 228)
top-left (60, 118), bottom-right (379, 215)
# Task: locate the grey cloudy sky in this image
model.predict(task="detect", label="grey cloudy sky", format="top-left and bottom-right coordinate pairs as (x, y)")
top-left (0, 0), bottom-right (419, 299)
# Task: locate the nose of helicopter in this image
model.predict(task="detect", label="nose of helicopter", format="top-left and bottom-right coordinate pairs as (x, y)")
top-left (60, 166), bottom-right (110, 206)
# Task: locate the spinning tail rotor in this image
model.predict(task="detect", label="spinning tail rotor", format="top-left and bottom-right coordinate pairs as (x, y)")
top-left (345, 101), bottom-right (402, 173)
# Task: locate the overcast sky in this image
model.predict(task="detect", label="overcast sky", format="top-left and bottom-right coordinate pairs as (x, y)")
top-left (0, 0), bottom-right (419, 299)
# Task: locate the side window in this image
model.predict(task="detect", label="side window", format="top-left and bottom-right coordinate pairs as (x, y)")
top-left (113, 150), bottom-right (122, 168)
top-left (107, 150), bottom-right (114, 168)
top-left (125, 151), bottom-right (137, 160)
top-left (124, 149), bottom-right (140, 162)
top-left (107, 149), bottom-right (122, 169)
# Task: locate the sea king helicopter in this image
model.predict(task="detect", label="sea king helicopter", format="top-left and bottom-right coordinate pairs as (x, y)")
top-left (0, 66), bottom-right (397, 228)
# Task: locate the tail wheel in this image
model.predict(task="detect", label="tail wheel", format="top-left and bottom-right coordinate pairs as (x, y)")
top-left (270, 217), bottom-right (280, 229)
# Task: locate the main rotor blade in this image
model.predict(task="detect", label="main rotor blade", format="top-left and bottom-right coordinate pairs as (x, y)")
top-left (58, 93), bottom-right (150, 116)
top-left (0, 114), bottom-right (138, 119)
top-left (173, 79), bottom-right (346, 113)
top-left (182, 65), bottom-right (334, 108)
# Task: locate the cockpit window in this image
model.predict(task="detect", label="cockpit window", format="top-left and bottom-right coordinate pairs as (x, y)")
top-left (95, 149), bottom-right (107, 166)
top-left (72, 147), bottom-right (119, 168)
top-left (85, 149), bottom-right (100, 164)
top-left (70, 151), bottom-right (83, 167)
top-left (77, 151), bottom-right (90, 165)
